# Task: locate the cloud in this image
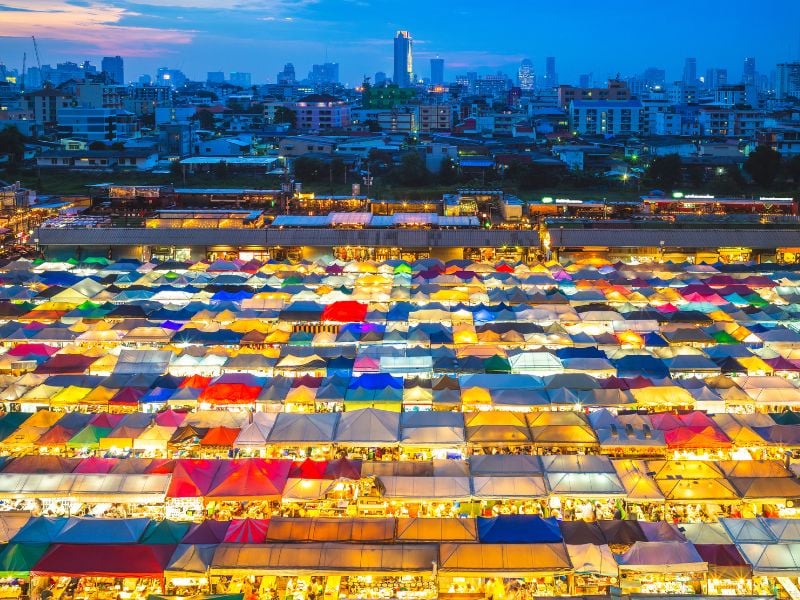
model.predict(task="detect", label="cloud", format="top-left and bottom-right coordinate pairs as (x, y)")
top-left (0, 1), bottom-right (195, 56)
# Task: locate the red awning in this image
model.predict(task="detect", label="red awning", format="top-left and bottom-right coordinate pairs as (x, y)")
top-left (166, 459), bottom-right (223, 498)
top-left (321, 301), bottom-right (367, 323)
top-left (289, 458), bottom-right (329, 479)
top-left (200, 427), bottom-right (241, 447)
top-left (34, 354), bottom-right (98, 375)
top-left (32, 544), bottom-right (175, 578)
top-left (206, 458), bottom-right (291, 500)
top-left (199, 383), bottom-right (261, 404)
top-left (223, 518), bottom-right (270, 543)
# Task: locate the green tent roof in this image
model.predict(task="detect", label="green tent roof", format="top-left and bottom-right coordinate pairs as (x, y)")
top-left (0, 543), bottom-right (50, 578)
top-left (66, 425), bottom-right (113, 448)
top-left (140, 520), bottom-right (191, 545)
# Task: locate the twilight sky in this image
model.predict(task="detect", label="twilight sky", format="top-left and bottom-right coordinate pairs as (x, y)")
top-left (1, 0), bottom-right (799, 86)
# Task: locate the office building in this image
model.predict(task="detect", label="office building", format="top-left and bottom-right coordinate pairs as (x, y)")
top-left (579, 73), bottom-right (593, 89)
top-left (705, 68), bottom-right (728, 90)
top-left (309, 63), bottom-right (340, 85)
top-left (777, 62), bottom-right (800, 99)
top-left (430, 58), bottom-right (444, 86)
top-left (557, 79), bottom-right (630, 111)
top-left (207, 72), bottom-right (225, 84)
top-left (156, 67), bottom-right (186, 88)
top-left (101, 56), bottom-right (124, 85)
top-left (229, 72), bottom-right (252, 88)
top-left (641, 67), bottom-right (666, 89)
top-left (543, 56), bottom-right (558, 89)
top-left (393, 31), bottom-right (413, 88)
top-left (374, 72), bottom-right (387, 85)
top-left (683, 58), bottom-right (697, 86)
top-left (743, 57), bottom-right (756, 85)
top-left (277, 63), bottom-right (296, 85)
top-left (518, 59), bottom-right (535, 91)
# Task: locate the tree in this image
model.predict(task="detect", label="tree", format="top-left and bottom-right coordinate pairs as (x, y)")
top-left (212, 161), bottom-right (229, 179)
top-left (88, 141), bottom-right (108, 151)
top-left (645, 154), bottom-right (683, 192)
top-left (389, 152), bottom-right (430, 186)
top-left (273, 106), bottom-right (296, 128)
top-left (506, 162), bottom-right (562, 190)
top-left (0, 126), bottom-right (26, 167)
top-left (196, 109), bottom-right (216, 130)
top-left (438, 157), bottom-right (459, 185)
top-left (744, 145), bottom-right (782, 187)
top-left (785, 155), bottom-right (800, 185)
top-left (292, 156), bottom-right (326, 181)
top-left (329, 157), bottom-right (347, 183)
top-left (364, 119), bottom-right (381, 133)
top-left (747, 146), bottom-right (783, 186)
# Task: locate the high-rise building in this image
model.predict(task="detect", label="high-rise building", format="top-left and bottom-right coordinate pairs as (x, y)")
top-left (430, 58), bottom-right (444, 86)
top-left (207, 71), bottom-right (225, 84)
top-left (683, 57), bottom-right (697, 86)
top-left (101, 56), bottom-right (124, 85)
top-left (277, 63), bottom-right (296, 85)
top-left (705, 68), bottom-right (728, 90)
top-left (518, 59), bottom-right (535, 91)
top-left (543, 56), bottom-right (558, 89)
top-left (393, 31), bottom-right (413, 88)
top-left (743, 57), bottom-right (756, 85)
top-left (641, 67), bottom-right (666, 89)
top-left (229, 72), bottom-right (252, 88)
top-left (777, 62), bottom-right (800, 99)
top-left (309, 63), bottom-right (339, 84)
top-left (578, 73), bottom-right (593, 88)
top-left (156, 67), bottom-right (186, 87)
top-left (374, 72), bottom-right (387, 85)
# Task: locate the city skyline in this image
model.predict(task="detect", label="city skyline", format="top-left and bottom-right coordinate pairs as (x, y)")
top-left (0, 0), bottom-right (799, 86)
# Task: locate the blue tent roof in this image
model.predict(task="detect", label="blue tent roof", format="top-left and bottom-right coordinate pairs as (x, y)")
top-left (11, 517), bottom-right (68, 543)
top-left (54, 517), bottom-right (151, 544)
top-left (614, 354), bottom-right (670, 378)
top-left (348, 373), bottom-right (403, 390)
top-left (477, 516), bottom-right (563, 543)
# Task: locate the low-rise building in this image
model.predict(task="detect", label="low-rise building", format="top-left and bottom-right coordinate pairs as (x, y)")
top-left (569, 100), bottom-right (642, 136)
top-left (36, 148), bottom-right (158, 171)
top-left (293, 94), bottom-right (350, 132)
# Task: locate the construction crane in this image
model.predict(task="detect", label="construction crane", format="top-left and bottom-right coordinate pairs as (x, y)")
top-left (31, 36), bottom-right (45, 85)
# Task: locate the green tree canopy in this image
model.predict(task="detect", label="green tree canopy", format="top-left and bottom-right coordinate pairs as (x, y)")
top-left (389, 152), bottom-right (430, 186)
top-left (744, 145), bottom-right (782, 187)
top-left (644, 154), bottom-right (683, 192)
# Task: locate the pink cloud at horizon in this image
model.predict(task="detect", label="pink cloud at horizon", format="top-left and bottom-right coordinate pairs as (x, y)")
top-left (0, 1), bottom-right (194, 57)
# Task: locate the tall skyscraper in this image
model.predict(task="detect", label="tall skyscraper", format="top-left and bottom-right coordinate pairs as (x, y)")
top-left (776, 62), bottom-right (800, 99)
top-left (743, 57), bottom-right (756, 85)
top-left (705, 68), bottom-right (728, 90)
top-left (430, 58), bottom-right (444, 85)
top-left (543, 56), bottom-right (558, 89)
top-left (518, 59), bottom-right (535, 91)
top-left (101, 56), bottom-right (124, 85)
top-left (683, 57), bottom-right (697, 85)
top-left (393, 31), bottom-right (413, 88)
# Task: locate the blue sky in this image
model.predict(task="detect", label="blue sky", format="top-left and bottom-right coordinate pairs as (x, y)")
top-left (0, 0), bottom-right (798, 86)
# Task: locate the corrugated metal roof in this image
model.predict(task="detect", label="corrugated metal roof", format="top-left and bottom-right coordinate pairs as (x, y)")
top-left (36, 227), bottom-right (539, 249)
top-left (550, 228), bottom-right (800, 249)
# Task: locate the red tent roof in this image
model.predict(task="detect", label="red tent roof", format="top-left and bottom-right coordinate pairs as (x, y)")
top-left (199, 383), bottom-right (261, 404)
top-left (321, 301), bottom-right (367, 323)
top-left (34, 425), bottom-right (77, 447)
top-left (73, 457), bottom-right (119, 474)
top-left (154, 409), bottom-right (187, 427)
top-left (223, 518), bottom-right (270, 543)
top-left (4, 455), bottom-right (80, 474)
top-left (32, 544), bottom-right (175, 578)
top-left (34, 354), bottom-right (98, 375)
top-left (89, 413), bottom-right (125, 429)
top-left (664, 426), bottom-right (731, 449)
top-left (166, 459), bottom-right (223, 498)
top-left (289, 458), bottom-right (329, 479)
top-left (109, 387), bottom-right (146, 406)
top-left (199, 426), bottom-right (241, 447)
top-left (180, 375), bottom-right (212, 389)
top-left (206, 458), bottom-right (291, 500)
top-left (7, 344), bottom-right (58, 357)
